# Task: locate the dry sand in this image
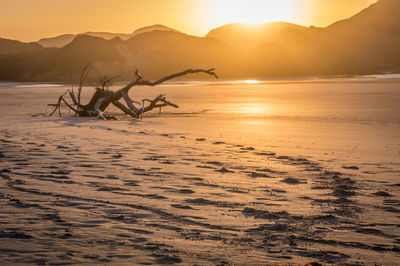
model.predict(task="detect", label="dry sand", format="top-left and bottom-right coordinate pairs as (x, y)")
top-left (0, 78), bottom-right (399, 265)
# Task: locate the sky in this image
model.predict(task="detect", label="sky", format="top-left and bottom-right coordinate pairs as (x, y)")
top-left (0, 0), bottom-right (377, 42)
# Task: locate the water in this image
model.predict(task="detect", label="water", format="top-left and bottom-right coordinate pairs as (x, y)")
top-left (117, 78), bottom-right (400, 171)
top-left (0, 82), bottom-right (64, 88)
top-left (133, 78), bottom-right (400, 123)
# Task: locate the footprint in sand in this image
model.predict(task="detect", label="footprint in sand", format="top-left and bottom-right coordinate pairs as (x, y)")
top-left (342, 165), bottom-right (360, 170)
top-left (280, 177), bottom-right (306, 184)
top-left (215, 167), bottom-right (234, 173)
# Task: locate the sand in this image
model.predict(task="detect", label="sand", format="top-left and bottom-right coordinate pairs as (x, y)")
top-left (0, 78), bottom-right (399, 265)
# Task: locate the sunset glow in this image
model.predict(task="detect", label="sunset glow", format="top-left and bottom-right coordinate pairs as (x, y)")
top-left (205, 0), bottom-right (300, 25)
top-left (0, 0), bottom-right (399, 264)
top-left (0, 0), bottom-right (378, 42)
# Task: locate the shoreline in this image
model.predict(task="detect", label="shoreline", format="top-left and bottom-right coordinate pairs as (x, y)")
top-left (1, 73), bottom-right (400, 88)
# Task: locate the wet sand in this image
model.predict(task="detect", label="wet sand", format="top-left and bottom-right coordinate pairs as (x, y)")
top-left (0, 79), bottom-right (399, 264)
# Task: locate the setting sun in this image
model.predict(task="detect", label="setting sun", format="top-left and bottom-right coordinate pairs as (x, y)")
top-left (205, 0), bottom-right (300, 25)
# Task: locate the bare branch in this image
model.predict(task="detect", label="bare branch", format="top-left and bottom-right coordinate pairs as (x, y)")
top-left (112, 101), bottom-right (138, 118)
top-left (113, 68), bottom-right (218, 101)
top-left (137, 68), bottom-right (219, 86)
top-left (78, 64), bottom-right (93, 105)
top-left (48, 90), bottom-right (71, 116)
top-left (121, 91), bottom-right (140, 113)
top-left (60, 97), bottom-right (79, 113)
top-left (48, 67), bottom-right (218, 120)
top-left (141, 94), bottom-right (179, 114)
top-left (94, 96), bottom-right (109, 119)
top-left (69, 88), bottom-right (79, 106)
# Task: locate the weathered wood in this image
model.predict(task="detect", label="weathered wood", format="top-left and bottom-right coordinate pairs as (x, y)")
top-left (121, 91), bottom-right (140, 113)
top-left (48, 67), bottom-right (218, 119)
top-left (110, 68), bottom-right (218, 102)
top-left (112, 101), bottom-right (138, 118)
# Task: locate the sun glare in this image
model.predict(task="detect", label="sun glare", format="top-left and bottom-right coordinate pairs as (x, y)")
top-left (207, 0), bottom-right (300, 26)
top-left (245, 80), bottom-right (260, 84)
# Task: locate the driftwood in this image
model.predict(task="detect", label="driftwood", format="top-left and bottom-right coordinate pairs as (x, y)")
top-left (49, 67), bottom-right (218, 119)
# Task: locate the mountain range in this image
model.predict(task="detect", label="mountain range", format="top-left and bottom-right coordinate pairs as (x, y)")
top-left (0, 0), bottom-right (399, 81)
top-left (37, 24), bottom-right (179, 48)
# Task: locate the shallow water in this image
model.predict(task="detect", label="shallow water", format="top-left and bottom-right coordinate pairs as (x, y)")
top-left (134, 78), bottom-right (400, 167)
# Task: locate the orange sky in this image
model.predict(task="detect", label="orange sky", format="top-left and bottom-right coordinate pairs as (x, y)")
top-left (0, 0), bottom-right (377, 42)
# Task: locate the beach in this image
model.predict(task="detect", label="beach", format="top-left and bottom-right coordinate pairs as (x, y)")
top-left (0, 78), bottom-right (399, 265)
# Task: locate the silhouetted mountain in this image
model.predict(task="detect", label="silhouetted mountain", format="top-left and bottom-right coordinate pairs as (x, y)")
top-left (81, 32), bottom-right (132, 41)
top-left (206, 0), bottom-right (400, 76)
top-left (38, 34), bottom-right (76, 48)
top-left (206, 22), bottom-right (309, 49)
top-left (0, 38), bottom-right (53, 80)
top-left (324, 0), bottom-right (400, 74)
top-left (0, 0), bottom-right (399, 81)
top-left (123, 30), bottom-right (233, 78)
top-left (38, 32), bottom-right (132, 48)
top-left (0, 37), bottom-right (44, 54)
top-left (328, 0), bottom-right (400, 35)
top-left (34, 35), bottom-right (125, 80)
top-left (33, 30), bottom-right (231, 80)
top-left (131, 24), bottom-right (180, 36)
top-left (37, 24), bottom-right (179, 48)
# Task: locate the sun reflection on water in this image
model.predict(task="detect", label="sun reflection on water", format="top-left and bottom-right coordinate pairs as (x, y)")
top-left (227, 103), bottom-right (273, 116)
